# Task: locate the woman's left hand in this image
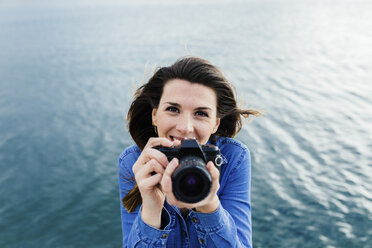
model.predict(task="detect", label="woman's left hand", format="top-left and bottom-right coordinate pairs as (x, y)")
top-left (160, 160), bottom-right (220, 213)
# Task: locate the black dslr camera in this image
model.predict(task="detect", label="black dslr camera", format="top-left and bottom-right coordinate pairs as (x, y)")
top-left (155, 139), bottom-right (223, 203)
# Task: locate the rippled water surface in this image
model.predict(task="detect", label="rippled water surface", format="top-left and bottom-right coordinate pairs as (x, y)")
top-left (1, 0), bottom-right (371, 247)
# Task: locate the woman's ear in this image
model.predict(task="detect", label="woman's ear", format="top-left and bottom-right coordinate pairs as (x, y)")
top-left (151, 108), bottom-right (158, 126)
top-left (213, 117), bottom-right (221, 134)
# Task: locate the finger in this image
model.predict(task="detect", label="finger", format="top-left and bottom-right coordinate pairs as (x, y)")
top-left (136, 159), bottom-right (165, 181)
top-left (207, 161), bottom-right (220, 181)
top-left (161, 158), bottom-right (178, 192)
top-left (161, 173), bottom-right (172, 193)
top-left (139, 149), bottom-right (169, 168)
top-left (145, 137), bottom-right (174, 150)
top-left (134, 149), bottom-right (169, 174)
top-left (146, 159), bottom-right (166, 175)
top-left (144, 149), bottom-right (170, 169)
top-left (172, 139), bottom-right (182, 147)
top-left (141, 137), bottom-right (179, 167)
top-left (163, 157), bottom-right (179, 178)
top-left (207, 162), bottom-right (220, 192)
top-left (137, 173), bottom-right (162, 191)
top-left (148, 149), bottom-right (170, 168)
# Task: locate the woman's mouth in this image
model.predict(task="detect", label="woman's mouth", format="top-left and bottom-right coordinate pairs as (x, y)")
top-left (170, 136), bottom-right (184, 142)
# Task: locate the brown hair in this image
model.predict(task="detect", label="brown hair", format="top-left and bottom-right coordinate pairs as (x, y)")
top-left (122, 56), bottom-right (261, 212)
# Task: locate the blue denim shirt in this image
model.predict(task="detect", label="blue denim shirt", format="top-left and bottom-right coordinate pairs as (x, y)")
top-left (118, 137), bottom-right (252, 247)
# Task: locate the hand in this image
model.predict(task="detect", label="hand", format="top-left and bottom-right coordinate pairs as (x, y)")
top-left (132, 137), bottom-right (180, 228)
top-left (160, 160), bottom-right (220, 213)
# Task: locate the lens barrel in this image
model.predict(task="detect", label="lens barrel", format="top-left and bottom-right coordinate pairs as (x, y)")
top-left (172, 155), bottom-right (212, 203)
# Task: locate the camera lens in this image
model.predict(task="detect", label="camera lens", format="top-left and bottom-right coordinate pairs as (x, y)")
top-left (179, 172), bottom-right (205, 196)
top-left (172, 156), bottom-right (212, 203)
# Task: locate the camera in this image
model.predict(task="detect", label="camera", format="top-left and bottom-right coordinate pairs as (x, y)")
top-left (154, 138), bottom-right (223, 203)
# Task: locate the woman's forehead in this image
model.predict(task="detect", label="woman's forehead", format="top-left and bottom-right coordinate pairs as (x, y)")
top-left (161, 79), bottom-right (217, 107)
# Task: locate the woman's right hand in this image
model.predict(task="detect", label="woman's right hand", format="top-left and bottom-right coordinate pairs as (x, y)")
top-left (132, 137), bottom-right (179, 228)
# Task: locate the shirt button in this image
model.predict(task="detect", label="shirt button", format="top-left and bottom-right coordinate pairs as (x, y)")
top-left (161, 233), bottom-right (168, 239)
top-left (199, 238), bottom-right (205, 244)
top-left (183, 231), bottom-right (187, 237)
top-left (192, 217), bottom-right (199, 223)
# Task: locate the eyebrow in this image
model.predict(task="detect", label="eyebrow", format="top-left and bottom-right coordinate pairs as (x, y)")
top-left (165, 102), bottom-right (213, 111)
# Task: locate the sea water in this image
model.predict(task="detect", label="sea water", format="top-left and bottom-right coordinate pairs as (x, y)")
top-left (0, 0), bottom-right (371, 247)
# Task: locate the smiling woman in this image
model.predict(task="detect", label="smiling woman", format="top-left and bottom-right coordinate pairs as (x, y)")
top-left (152, 79), bottom-right (220, 145)
top-left (118, 56), bottom-right (261, 248)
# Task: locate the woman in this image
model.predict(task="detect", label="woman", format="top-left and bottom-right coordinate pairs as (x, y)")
top-left (118, 56), bottom-right (261, 247)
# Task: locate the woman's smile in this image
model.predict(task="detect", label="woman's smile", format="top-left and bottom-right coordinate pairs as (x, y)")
top-left (152, 79), bottom-right (220, 145)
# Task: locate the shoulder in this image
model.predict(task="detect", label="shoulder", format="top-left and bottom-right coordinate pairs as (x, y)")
top-left (118, 145), bottom-right (141, 170)
top-left (216, 137), bottom-right (250, 157)
top-left (215, 137), bottom-right (251, 195)
top-left (119, 145), bottom-right (141, 159)
top-left (215, 137), bottom-right (251, 172)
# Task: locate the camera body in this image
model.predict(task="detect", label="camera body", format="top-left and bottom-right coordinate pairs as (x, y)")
top-left (154, 138), bottom-right (223, 203)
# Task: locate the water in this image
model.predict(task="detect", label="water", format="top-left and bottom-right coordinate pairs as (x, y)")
top-left (1, 0), bottom-right (371, 247)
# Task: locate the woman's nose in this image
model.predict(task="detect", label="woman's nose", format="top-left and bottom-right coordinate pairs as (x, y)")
top-left (176, 115), bottom-right (194, 134)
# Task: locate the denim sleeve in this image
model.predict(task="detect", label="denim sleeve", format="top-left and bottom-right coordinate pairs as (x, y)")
top-left (118, 149), bottom-right (172, 248)
top-left (122, 207), bottom-right (172, 247)
top-left (189, 147), bottom-right (252, 248)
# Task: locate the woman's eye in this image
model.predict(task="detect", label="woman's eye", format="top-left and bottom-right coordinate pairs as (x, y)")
top-left (166, 106), bottom-right (179, 113)
top-left (195, 111), bottom-right (209, 117)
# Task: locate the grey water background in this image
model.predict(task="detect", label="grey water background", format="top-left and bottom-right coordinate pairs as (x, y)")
top-left (1, 0), bottom-right (371, 247)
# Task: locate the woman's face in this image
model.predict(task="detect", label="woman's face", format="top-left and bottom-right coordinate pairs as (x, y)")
top-left (152, 79), bottom-right (220, 145)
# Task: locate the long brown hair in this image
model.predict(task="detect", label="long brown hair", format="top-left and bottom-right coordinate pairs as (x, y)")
top-left (123, 56), bottom-right (261, 212)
